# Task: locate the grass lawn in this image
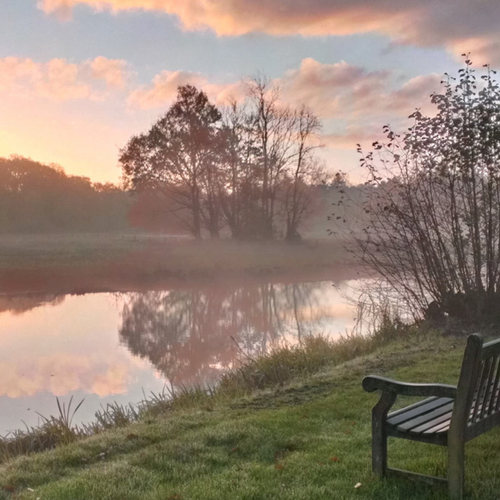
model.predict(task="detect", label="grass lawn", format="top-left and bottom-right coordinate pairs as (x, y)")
top-left (1, 333), bottom-right (500, 499)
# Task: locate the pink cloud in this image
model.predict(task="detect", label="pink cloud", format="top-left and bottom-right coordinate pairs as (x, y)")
top-left (279, 59), bottom-right (391, 118)
top-left (129, 57), bottom-right (442, 121)
top-left (322, 126), bottom-right (388, 150)
top-left (38, 0), bottom-right (500, 64)
top-left (0, 353), bottom-right (131, 398)
top-left (128, 58), bottom-right (443, 156)
top-left (90, 56), bottom-right (129, 88)
top-left (280, 60), bottom-right (442, 151)
top-left (128, 70), bottom-right (206, 109)
top-left (390, 74), bottom-right (442, 114)
top-left (128, 70), bottom-right (246, 110)
top-left (0, 56), bottom-right (129, 101)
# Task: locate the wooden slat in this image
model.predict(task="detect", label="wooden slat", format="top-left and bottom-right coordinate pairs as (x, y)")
top-left (471, 358), bottom-right (490, 423)
top-left (423, 420), bottom-right (450, 434)
top-left (387, 397), bottom-right (438, 419)
top-left (397, 402), bottom-right (455, 432)
top-left (468, 383), bottom-right (500, 423)
top-left (480, 338), bottom-right (500, 359)
top-left (411, 411), bottom-right (453, 434)
top-left (496, 365), bottom-right (500, 412)
top-left (480, 357), bottom-right (497, 420)
top-left (387, 398), bottom-right (451, 426)
top-left (487, 356), bottom-right (500, 416)
top-left (386, 383), bottom-right (500, 438)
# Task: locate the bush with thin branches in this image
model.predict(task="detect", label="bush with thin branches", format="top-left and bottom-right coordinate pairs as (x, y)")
top-left (336, 57), bottom-right (500, 323)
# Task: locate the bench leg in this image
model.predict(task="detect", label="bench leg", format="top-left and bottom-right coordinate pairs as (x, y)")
top-left (371, 391), bottom-right (396, 477)
top-left (448, 440), bottom-right (465, 500)
top-left (372, 418), bottom-right (388, 476)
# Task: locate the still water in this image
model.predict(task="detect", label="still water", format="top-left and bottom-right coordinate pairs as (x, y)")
top-left (0, 279), bottom-right (360, 434)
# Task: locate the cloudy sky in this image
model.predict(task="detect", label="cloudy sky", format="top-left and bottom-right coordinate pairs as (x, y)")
top-left (0, 0), bottom-right (497, 183)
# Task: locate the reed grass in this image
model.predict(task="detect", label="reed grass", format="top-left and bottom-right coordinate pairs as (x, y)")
top-left (219, 311), bottom-right (413, 394)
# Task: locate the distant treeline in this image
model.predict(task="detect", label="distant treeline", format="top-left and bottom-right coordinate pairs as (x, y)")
top-left (0, 155), bottom-right (364, 237)
top-left (0, 156), bottom-right (131, 233)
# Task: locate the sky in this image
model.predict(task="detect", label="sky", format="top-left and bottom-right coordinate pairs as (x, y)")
top-left (1, 0), bottom-right (498, 184)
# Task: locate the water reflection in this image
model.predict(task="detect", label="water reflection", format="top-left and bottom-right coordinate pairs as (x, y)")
top-left (0, 280), bottom-right (358, 432)
top-left (0, 293), bottom-right (65, 315)
top-left (119, 282), bottom-right (335, 386)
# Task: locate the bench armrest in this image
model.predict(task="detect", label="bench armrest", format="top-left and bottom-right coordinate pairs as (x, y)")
top-left (362, 375), bottom-right (457, 399)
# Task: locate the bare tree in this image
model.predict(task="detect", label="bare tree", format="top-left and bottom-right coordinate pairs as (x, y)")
top-left (283, 105), bottom-right (324, 241)
top-left (120, 80), bottom-right (325, 242)
top-left (217, 100), bottom-right (261, 239)
top-left (246, 76), bottom-right (297, 238)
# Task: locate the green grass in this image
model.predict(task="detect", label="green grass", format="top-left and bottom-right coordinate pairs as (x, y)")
top-left (1, 332), bottom-right (500, 499)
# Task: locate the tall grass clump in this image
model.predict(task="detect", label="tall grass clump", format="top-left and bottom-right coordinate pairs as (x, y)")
top-left (219, 311), bottom-right (410, 394)
top-left (0, 386), bottom-right (217, 463)
top-left (0, 397), bottom-right (87, 462)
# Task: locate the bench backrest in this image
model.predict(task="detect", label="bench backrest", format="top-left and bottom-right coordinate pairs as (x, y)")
top-left (451, 334), bottom-right (500, 440)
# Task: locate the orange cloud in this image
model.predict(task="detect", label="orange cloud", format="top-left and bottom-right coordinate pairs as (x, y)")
top-left (38, 0), bottom-right (500, 64)
top-left (0, 58), bottom-right (40, 89)
top-left (0, 56), bottom-right (129, 101)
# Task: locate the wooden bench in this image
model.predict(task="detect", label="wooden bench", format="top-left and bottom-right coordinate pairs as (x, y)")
top-left (362, 333), bottom-right (500, 499)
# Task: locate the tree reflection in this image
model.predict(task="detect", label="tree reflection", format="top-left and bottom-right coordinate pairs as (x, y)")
top-left (118, 282), bottom-right (326, 386)
top-left (0, 293), bottom-right (65, 315)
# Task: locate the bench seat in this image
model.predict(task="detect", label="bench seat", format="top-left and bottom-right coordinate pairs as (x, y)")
top-left (387, 383), bottom-right (500, 446)
top-left (386, 397), bottom-right (454, 444)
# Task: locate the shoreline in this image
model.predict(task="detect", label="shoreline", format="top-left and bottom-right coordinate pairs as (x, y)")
top-left (0, 235), bottom-right (362, 295)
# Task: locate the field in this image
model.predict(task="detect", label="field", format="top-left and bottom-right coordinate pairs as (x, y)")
top-left (1, 332), bottom-right (500, 499)
top-left (0, 233), bottom-right (357, 294)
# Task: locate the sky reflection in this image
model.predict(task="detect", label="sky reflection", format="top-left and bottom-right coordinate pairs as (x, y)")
top-left (0, 280), bottom-right (359, 432)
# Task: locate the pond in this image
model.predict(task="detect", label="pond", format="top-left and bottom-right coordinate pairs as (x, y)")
top-left (0, 279), bottom-right (362, 434)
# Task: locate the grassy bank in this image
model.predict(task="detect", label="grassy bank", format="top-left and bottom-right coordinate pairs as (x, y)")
top-left (0, 233), bottom-right (355, 294)
top-left (0, 321), bottom-right (405, 463)
top-left (1, 328), bottom-right (500, 499)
